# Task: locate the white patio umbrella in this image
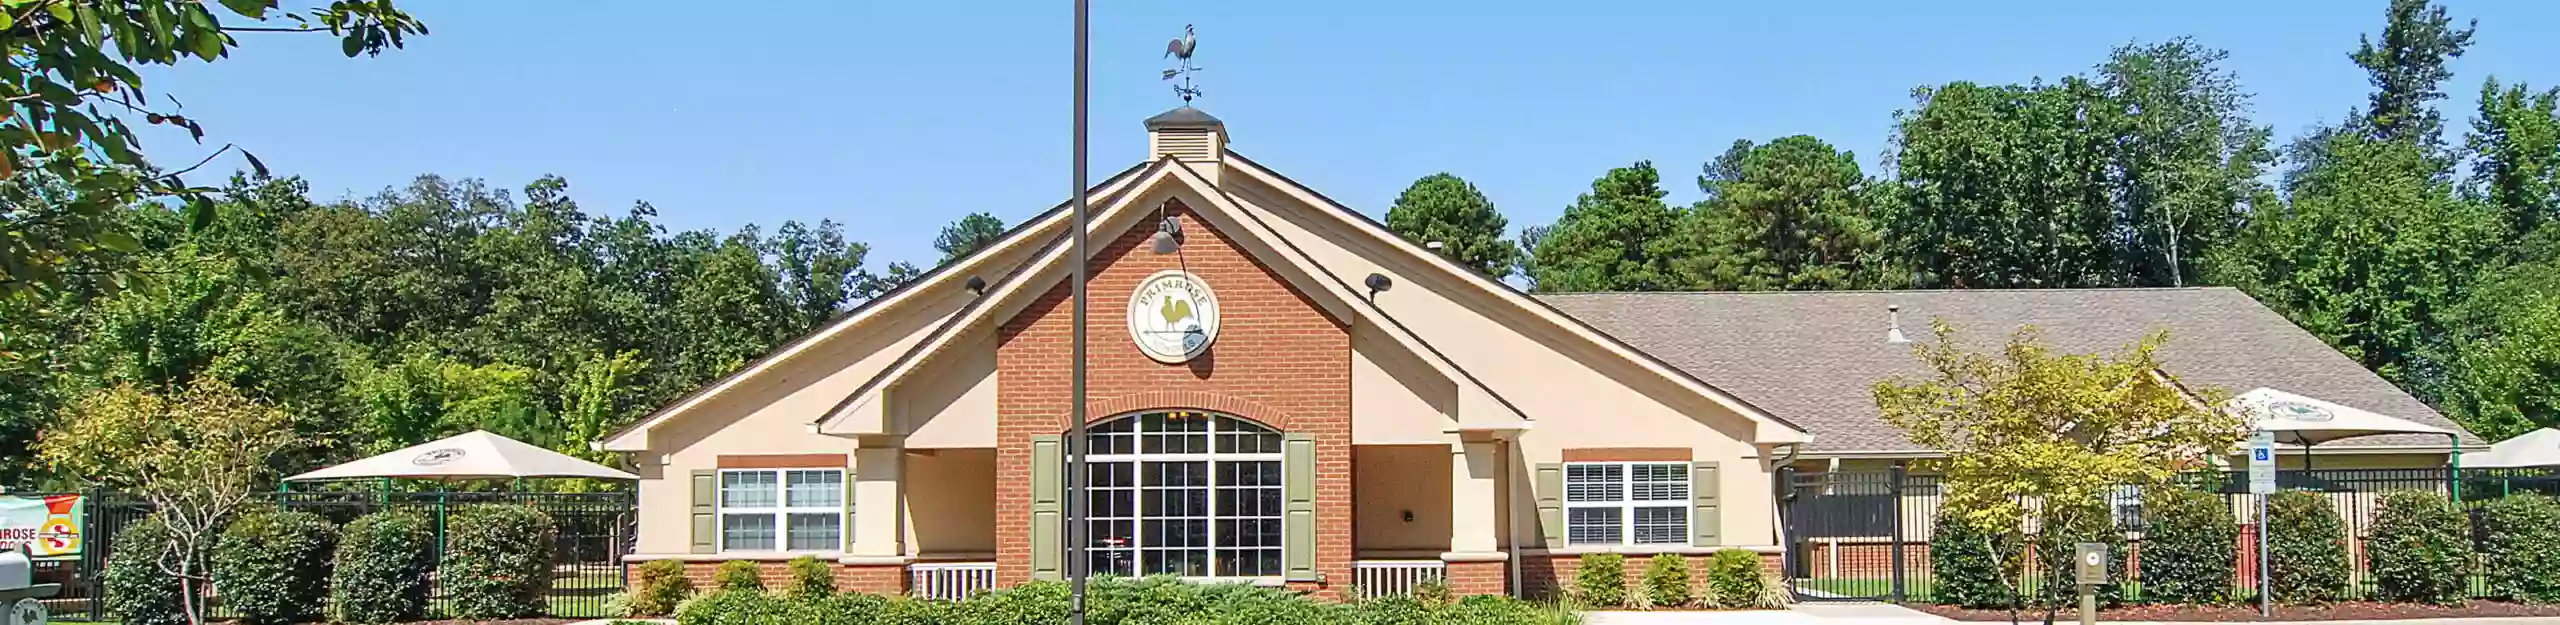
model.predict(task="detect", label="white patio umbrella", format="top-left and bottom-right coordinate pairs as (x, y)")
top-left (2228, 387), bottom-right (2457, 471)
top-left (286, 430), bottom-right (637, 482)
top-left (2473, 428), bottom-right (2560, 469)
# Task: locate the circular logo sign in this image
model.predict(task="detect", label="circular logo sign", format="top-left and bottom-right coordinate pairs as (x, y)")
top-left (411, 448), bottom-right (468, 467)
top-left (2266, 400), bottom-right (2335, 422)
top-left (1127, 270), bottom-right (1220, 363)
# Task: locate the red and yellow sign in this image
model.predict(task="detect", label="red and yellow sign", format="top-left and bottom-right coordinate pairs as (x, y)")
top-left (0, 495), bottom-right (84, 559)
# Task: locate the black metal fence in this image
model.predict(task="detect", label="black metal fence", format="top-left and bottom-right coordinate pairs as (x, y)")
top-left (1779, 466), bottom-right (2560, 604)
top-left (32, 490), bottom-right (634, 621)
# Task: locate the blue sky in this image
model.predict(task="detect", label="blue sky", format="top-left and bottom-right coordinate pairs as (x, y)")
top-left (135, 1), bottom-right (2560, 270)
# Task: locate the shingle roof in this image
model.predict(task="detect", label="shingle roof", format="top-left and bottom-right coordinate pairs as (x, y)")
top-left (1536, 288), bottom-right (2479, 454)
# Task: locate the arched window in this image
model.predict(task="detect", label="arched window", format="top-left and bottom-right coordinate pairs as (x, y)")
top-left (1082, 410), bottom-right (1284, 578)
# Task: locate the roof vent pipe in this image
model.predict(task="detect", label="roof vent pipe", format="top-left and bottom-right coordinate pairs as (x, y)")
top-left (1886, 304), bottom-right (1911, 344)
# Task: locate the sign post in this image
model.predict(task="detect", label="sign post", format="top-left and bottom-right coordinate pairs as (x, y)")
top-left (2249, 431), bottom-right (2277, 618)
top-left (2074, 542), bottom-right (2108, 625)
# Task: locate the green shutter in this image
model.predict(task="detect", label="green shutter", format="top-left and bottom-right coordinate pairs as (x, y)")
top-left (690, 470), bottom-right (718, 554)
top-left (1691, 461), bottom-right (1722, 547)
top-left (1535, 463), bottom-right (1563, 547)
top-left (1283, 434), bottom-right (1318, 582)
top-left (855, 463), bottom-right (875, 550)
top-left (1030, 436), bottom-right (1064, 580)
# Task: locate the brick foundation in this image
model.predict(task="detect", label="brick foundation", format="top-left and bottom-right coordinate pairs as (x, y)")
top-left (994, 201), bottom-right (1353, 595)
top-left (657, 561), bottom-right (906, 596)
top-left (1444, 560), bottom-right (1509, 596)
top-left (1518, 552), bottom-right (1787, 600)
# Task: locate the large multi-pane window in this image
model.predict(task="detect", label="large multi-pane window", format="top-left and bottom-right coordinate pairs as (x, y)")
top-left (1083, 411), bottom-right (1284, 578)
top-left (1563, 462), bottom-right (1689, 546)
top-left (721, 469), bottom-right (844, 552)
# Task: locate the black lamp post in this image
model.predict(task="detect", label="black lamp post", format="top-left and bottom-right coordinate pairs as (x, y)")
top-left (1065, 0), bottom-right (1092, 623)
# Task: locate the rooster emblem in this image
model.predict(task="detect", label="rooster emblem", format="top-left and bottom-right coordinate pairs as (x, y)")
top-left (1129, 271), bottom-right (1218, 361)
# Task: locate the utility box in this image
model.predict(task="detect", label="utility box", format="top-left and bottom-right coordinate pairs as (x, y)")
top-left (2074, 542), bottom-right (2109, 585)
top-left (0, 546), bottom-right (59, 625)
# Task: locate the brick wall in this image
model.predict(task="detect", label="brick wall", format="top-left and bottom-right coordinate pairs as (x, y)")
top-left (1444, 560), bottom-right (1508, 596)
top-left (1518, 552), bottom-right (1786, 600)
top-left (994, 201), bottom-right (1354, 594)
top-left (667, 561), bottom-right (905, 596)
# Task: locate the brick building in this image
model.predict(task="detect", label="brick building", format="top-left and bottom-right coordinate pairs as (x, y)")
top-left (597, 107), bottom-right (2476, 600)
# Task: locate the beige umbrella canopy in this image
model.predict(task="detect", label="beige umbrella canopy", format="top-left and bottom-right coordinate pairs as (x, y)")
top-left (2474, 428), bottom-right (2560, 469)
top-left (286, 430), bottom-right (637, 482)
top-left (2230, 387), bottom-right (2452, 446)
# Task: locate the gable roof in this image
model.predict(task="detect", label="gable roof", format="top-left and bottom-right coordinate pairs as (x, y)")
top-left (1538, 287), bottom-right (2480, 454)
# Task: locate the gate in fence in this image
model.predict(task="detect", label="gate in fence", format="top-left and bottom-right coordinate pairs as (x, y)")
top-left (29, 490), bottom-right (635, 622)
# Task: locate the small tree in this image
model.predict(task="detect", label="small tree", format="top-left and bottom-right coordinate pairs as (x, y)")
top-left (1877, 323), bottom-right (2242, 622)
top-left (2265, 490), bottom-right (2350, 604)
top-left (2367, 490), bottom-right (2465, 604)
top-left (2139, 485), bottom-right (2238, 604)
top-left (38, 379), bottom-right (303, 625)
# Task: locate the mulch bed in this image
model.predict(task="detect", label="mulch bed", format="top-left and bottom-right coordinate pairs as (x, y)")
top-left (1912, 600), bottom-right (2560, 622)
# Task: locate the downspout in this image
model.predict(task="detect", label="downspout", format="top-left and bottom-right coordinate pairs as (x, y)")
top-left (1769, 443), bottom-right (1804, 572)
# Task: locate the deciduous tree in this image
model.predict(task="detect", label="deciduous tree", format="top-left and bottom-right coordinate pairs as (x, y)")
top-left (2466, 78), bottom-right (2560, 238)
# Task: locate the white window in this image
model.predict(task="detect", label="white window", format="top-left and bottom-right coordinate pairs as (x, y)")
top-left (1565, 462), bottom-right (1689, 546)
top-left (721, 468), bottom-right (844, 552)
top-left (1082, 411), bottom-right (1284, 578)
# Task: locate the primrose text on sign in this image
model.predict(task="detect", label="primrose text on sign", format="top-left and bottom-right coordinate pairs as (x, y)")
top-left (0, 495), bottom-right (84, 559)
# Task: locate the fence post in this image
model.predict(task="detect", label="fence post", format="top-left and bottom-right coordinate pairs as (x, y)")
top-left (84, 489), bottom-right (103, 622)
top-left (1889, 462), bottom-right (1908, 603)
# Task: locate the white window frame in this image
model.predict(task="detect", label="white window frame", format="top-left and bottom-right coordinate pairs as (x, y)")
top-left (1083, 412), bottom-right (1286, 582)
top-left (1563, 461), bottom-right (1690, 546)
top-left (718, 468), bottom-right (846, 553)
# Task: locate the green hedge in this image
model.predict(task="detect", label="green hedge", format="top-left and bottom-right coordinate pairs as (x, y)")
top-left (210, 509), bottom-right (339, 625)
top-left (103, 514), bottom-right (193, 625)
top-left (330, 510), bottom-right (435, 624)
top-left (1640, 554), bottom-right (1690, 608)
top-left (629, 559), bottom-right (695, 616)
top-left (2367, 490), bottom-right (2466, 604)
top-left (442, 504), bottom-right (558, 619)
top-left (2483, 493), bottom-right (2560, 603)
top-left (1573, 553), bottom-right (1626, 608)
top-left (2266, 490), bottom-right (2349, 604)
top-left (1930, 508), bottom-right (2017, 608)
top-left (2138, 485), bottom-right (2237, 604)
top-left (673, 577), bottom-right (1580, 625)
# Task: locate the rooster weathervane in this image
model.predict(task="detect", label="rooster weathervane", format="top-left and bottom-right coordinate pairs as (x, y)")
top-left (1162, 24), bottom-right (1202, 103)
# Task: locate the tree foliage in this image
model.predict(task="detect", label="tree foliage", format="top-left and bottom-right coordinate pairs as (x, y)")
top-left (1386, 173), bottom-right (1522, 277)
top-left (1670, 136), bottom-right (1891, 290)
top-left (2, 0), bottom-right (425, 298)
top-left (2348, 0), bottom-right (2474, 153)
top-left (1876, 322), bottom-right (2242, 532)
top-left (934, 212), bottom-right (1006, 264)
top-left (2467, 78), bottom-right (2560, 238)
top-left (1527, 162), bottom-right (1681, 292)
top-left (38, 378), bottom-right (302, 624)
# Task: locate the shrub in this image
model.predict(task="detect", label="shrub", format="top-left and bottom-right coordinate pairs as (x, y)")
top-left (103, 515), bottom-right (192, 625)
top-left (2367, 490), bottom-right (2467, 604)
top-left (2032, 498), bottom-right (2124, 607)
top-left (2138, 485), bottom-right (2238, 605)
top-left (629, 559), bottom-right (696, 617)
top-left (1574, 553), bottom-right (1626, 608)
top-left (667, 578), bottom-right (1580, 624)
top-left (443, 504), bottom-right (558, 619)
top-left (329, 510), bottom-right (435, 624)
top-left (1931, 508), bottom-right (2018, 608)
top-left (2483, 493), bottom-right (2560, 602)
top-left (2265, 490), bottom-right (2349, 604)
top-left (714, 559), bottom-right (766, 593)
top-left (1640, 554), bottom-right (1691, 608)
top-left (1704, 548), bottom-right (1786, 609)
top-left (785, 555), bottom-right (836, 598)
top-left (674, 589), bottom-right (789, 625)
top-left (211, 509), bottom-right (339, 625)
